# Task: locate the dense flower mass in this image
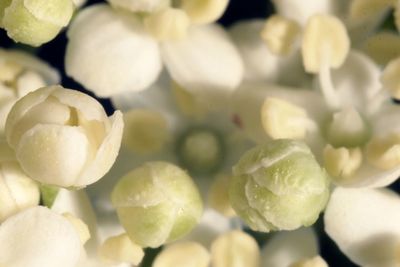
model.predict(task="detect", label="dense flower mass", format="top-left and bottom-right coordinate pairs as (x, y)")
top-left (1, 0), bottom-right (400, 266)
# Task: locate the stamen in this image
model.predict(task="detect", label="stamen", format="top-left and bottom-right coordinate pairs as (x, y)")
top-left (180, 0), bottom-right (229, 24)
top-left (366, 133), bottom-right (400, 170)
top-left (323, 145), bottom-right (362, 180)
top-left (208, 173), bottom-right (235, 217)
top-left (290, 256), bottom-right (328, 267)
top-left (381, 57), bottom-right (400, 100)
top-left (99, 233), bottom-right (144, 265)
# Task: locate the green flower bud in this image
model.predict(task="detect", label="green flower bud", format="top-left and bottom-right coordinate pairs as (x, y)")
top-left (111, 161), bottom-right (203, 248)
top-left (230, 139), bottom-right (330, 232)
top-left (1, 0), bottom-right (74, 47)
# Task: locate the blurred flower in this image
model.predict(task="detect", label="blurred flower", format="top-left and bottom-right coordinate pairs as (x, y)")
top-left (5, 85), bottom-right (124, 188)
top-left (0, 0), bottom-right (74, 46)
top-left (0, 48), bottom-right (59, 135)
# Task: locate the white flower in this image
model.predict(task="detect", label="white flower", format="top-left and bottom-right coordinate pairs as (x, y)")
top-left (0, 48), bottom-right (59, 135)
top-left (65, 4), bottom-right (243, 100)
top-left (325, 187), bottom-right (400, 267)
top-left (0, 206), bottom-right (82, 267)
top-left (233, 49), bottom-right (400, 188)
top-left (5, 85), bottom-right (124, 188)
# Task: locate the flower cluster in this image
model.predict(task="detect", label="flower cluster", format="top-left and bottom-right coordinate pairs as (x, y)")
top-left (1, 0), bottom-right (400, 266)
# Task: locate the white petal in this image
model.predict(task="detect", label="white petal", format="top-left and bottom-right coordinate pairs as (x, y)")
top-left (272, 0), bottom-right (335, 25)
top-left (16, 124), bottom-right (90, 187)
top-left (76, 110), bottom-right (124, 187)
top-left (261, 228), bottom-right (319, 267)
top-left (161, 24), bottom-right (244, 104)
top-left (66, 5), bottom-right (162, 97)
top-left (325, 188), bottom-right (400, 267)
top-left (0, 206), bottom-right (82, 267)
top-left (0, 48), bottom-right (59, 85)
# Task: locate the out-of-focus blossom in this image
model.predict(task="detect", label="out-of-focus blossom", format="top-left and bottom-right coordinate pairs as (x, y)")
top-left (0, 49), bottom-right (59, 135)
top-left (5, 85), bottom-right (124, 188)
top-left (325, 187), bottom-right (400, 267)
top-left (111, 161), bottom-right (203, 248)
top-left (65, 3), bottom-right (243, 102)
top-left (0, 0), bottom-right (74, 46)
top-left (0, 206), bottom-right (83, 267)
top-left (230, 140), bottom-right (329, 232)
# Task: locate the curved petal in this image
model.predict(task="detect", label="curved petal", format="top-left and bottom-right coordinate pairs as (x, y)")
top-left (261, 228), bottom-right (319, 267)
top-left (325, 187), bottom-right (400, 267)
top-left (0, 206), bottom-right (82, 267)
top-left (161, 24), bottom-right (244, 107)
top-left (66, 4), bottom-right (162, 97)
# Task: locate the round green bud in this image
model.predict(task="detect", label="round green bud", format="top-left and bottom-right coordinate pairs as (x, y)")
top-left (2, 0), bottom-right (73, 47)
top-left (111, 161), bottom-right (203, 248)
top-left (229, 139), bottom-right (330, 232)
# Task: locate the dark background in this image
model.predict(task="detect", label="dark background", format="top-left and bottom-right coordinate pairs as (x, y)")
top-left (2, 1), bottom-right (398, 266)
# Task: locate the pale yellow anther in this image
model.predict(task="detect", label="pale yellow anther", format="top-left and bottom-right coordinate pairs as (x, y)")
top-left (123, 109), bottom-right (170, 154)
top-left (98, 233), bottom-right (144, 265)
top-left (0, 61), bottom-right (23, 83)
top-left (211, 230), bottom-right (260, 267)
top-left (382, 57), bottom-right (400, 99)
top-left (260, 15), bottom-right (301, 56)
top-left (290, 256), bottom-right (328, 267)
top-left (323, 145), bottom-right (362, 179)
top-left (261, 97), bottom-right (310, 140)
top-left (302, 14), bottom-right (350, 73)
top-left (144, 7), bottom-right (190, 41)
top-left (171, 81), bottom-right (206, 118)
top-left (153, 242), bottom-right (210, 267)
top-left (366, 133), bottom-right (400, 170)
top-left (350, 0), bottom-right (396, 22)
top-left (208, 173), bottom-right (236, 217)
top-left (62, 212), bottom-right (90, 245)
top-left (180, 0), bottom-right (229, 25)
top-left (362, 32), bottom-right (400, 66)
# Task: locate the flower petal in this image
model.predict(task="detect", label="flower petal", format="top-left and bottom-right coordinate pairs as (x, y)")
top-left (325, 187), bottom-right (400, 267)
top-left (0, 206), bottom-right (82, 267)
top-left (161, 24), bottom-right (243, 106)
top-left (261, 228), bottom-right (319, 267)
top-left (66, 4), bottom-right (162, 97)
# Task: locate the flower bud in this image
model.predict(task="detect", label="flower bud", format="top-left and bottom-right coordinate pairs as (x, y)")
top-left (111, 161), bottom-right (203, 248)
top-left (0, 161), bottom-right (40, 222)
top-left (5, 85), bottom-right (124, 188)
top-left (230, 140), bottom-right (329, 232)
top-left (1, 0), bottom-right (74, 46)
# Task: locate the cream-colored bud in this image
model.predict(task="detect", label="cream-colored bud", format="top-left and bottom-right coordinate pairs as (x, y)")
top-left (208, 173), bottom-right (236, 217)
top-left (323, 145), bottom-right (362, 179)
top-left (350, 0), bottom-right (395, 22)
top-left (362, 32), bottom-right (400, 66)
top-left (153, 241), bottom-right (210, 267)
top-left (145, 8), bottom-right (190, 41)
top-left (0, 161), bottom-right (40, 222)
top-left (111, 162), bottom-right (203, 248)
top-left (5, 85), bottom-right (123, 188)
top-left (211, 230), bottom-right (260, 267)
top-left (99, 233), bottom-right (144, 265)
top-left (261, 97), bottom-right (309, 140)
top-left (366, 133), bottom-right (400, 170)
top-left (382, 57), bottom-right (400, 99)
top-left (171, 81), bottom-right (206, 118)
top-left (123, 109), bottom-right (169, 154)
top-left (290, 256), bottom-right (328, 267)
top-left (2, 0), bottom-right (74, 46)
top-left (261, 15), bottom-right (301, 56)
top-left (302, 14), bottom-right (350, 73)
top-left (63, 212), bottom-right (91, 245)
top-left (181, 0), bottom-right (229, 24)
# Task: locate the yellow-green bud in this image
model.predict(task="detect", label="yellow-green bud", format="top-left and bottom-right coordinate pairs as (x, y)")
top-left (2, 0), bottom-right (74, 47)
top-left (230, 140), bottom-right (330, 232)
top-left (111, 161), bottom-right (203, 248)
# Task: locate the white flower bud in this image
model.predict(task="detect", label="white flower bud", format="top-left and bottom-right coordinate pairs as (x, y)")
top-left (230, 140), bottom-right (330, 232)
top-left (5, 85), bottom-right (124, 188)
top-left (111, 161), bottom-right (203, 248)
top-left (1, 0), bottom-right (74, 46)
top-left (0, 161), bottom-right (40, 222)
top-left (0, 206), bottom-right (82, 267)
